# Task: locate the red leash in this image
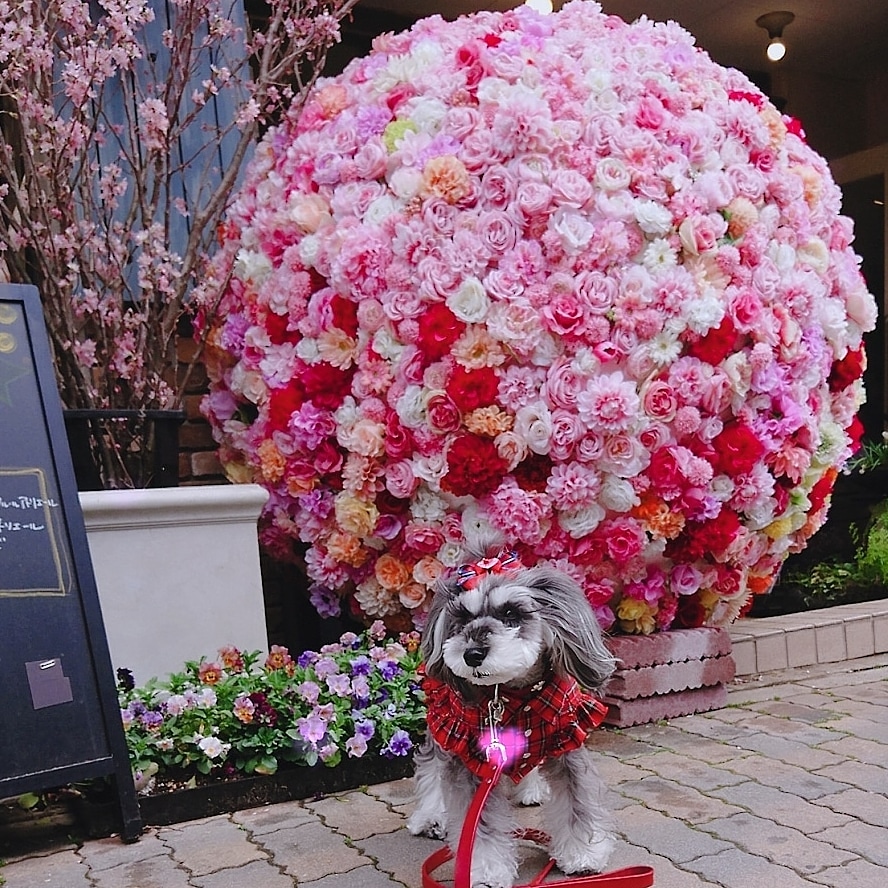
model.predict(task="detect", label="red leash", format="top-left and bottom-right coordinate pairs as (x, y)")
top-left (421, 753), bottom-right (654, 888)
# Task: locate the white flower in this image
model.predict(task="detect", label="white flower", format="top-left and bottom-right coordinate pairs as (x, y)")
top-left (558, 503), bottom-right (606, 538)
top-left (514, 402), bottom-right (553, 455)
top-left (634, 199), bottom-right (673, 237)
top-left (447, 277), bottom-right (490, 323)
top-left (234, 248), bottom-right (272, 285)
top-left (198, 735), bottom-right (229, 759)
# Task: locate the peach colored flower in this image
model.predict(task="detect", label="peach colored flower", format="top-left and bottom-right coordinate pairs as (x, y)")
top-left (325, 531), bottom-right (369, 567)
top-left (258, 439), bottom-right (287, 484)
top-left (198, 661), bottom-right (222, 685)
top-left (317, 329), bottom-right (357, 369)
top-left (452, 326), bottom-right (506, 369)
top-left (398, 581), bottom-right (429, 609)
top-left (725, 197), bottom-right (758, 240)
top-left (465, 405), bottom-right (514, 437)
top-left (413, 555), bottom-right (445, 586)
top-left (375, 553), bottom-right (411, 591)
top-left (421, 155), bottom-right (471, 204)
top-left (334, 492), bottom-right (379, 537)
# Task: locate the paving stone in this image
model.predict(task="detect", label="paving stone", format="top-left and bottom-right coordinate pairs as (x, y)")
top-left (615, 803), bottom-right (732, 864)
top-left (725, 729), bottom-right (847, 769)
top-left (807, 858), bottom-right (888, 888)
top-left (254, 820), bottom-right (369, 882)
top-left (191, 859), bottom-right (294, 888)
top-left (813, 787), bottom-right (888, 828)
top-left (699, 812), bottom-right (856, 873)
top-left (627, 751), bottom-right (747, 791)
top-left (813, 819), bottom-right (888, 866)
top-left (609, 843), bottom-right (722, 887)
top-left (359, 824), bottom-right (443, 887)
top-left (617, 776), bottom-right (744, 824)
top-left (617, 722), bottom-right (751, 764)
top-left (721, 712), bottom-right (845, 746)
top-left (365, 777), bottom-right (415, 808)
top-left (163, 817), bottom-right (267, 876)
top-left (232, 800), bottom-right (315, 835)
top-left (658, 713), bottom-right (747, 743)
top-left (595, 754), bottom-right (658, 786)
top-left (813, 760), bottom-right (888, 794)
top-left (307, 790), bottom-right (404, 840)
top-left (90, 854), bottom-right (194, 888)
top-left (683, 847), bottom-right (825, 888)
top-left (590, 729), bottom-right (661, 758)
top-left (708, 781), bottom-right (851, 833)
top-left (721, 754), bottom-right (850, 800)
top-left (301, 863), bottom-right (409, 887)
top-left (818, 733), bottom-right (888, 763)
top-left (823, 698), bottom-right (888, 723)
top-left (0, 849), bottom-right (91, 888)
top-left (78, 831), bottom-right (171, 872)
top-left (745, 699), bottom-right (845, 724)
top-left (817, 714), bottom-right (888, 744)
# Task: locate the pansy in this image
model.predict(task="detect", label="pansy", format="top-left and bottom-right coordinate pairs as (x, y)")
top-left (199, 1), bottom-right (876, 634)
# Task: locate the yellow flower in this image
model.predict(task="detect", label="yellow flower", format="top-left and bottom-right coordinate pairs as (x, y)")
top-left (334, 491), bottom-right (379, 537)
top-left (616, 598), bottom-right (658, 635)
top-left (383, 119), bottom-right (417, 153)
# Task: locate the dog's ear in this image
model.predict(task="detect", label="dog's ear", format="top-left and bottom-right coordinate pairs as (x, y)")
top-left (420, 578), bottom-right (474, 695)
top-left (524, 566), bottom-right (616, 691)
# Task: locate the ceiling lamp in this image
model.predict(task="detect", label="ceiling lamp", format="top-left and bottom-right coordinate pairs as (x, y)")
top-left (756, 11), bottom-right (795, 62)
top-left (525, 0), bottom-right (554, 12)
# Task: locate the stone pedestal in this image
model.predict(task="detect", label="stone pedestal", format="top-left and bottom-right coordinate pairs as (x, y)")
top-left (79, 484), bottom-right (269, 683)
top-left (602, 627), bottom-right (735, 727)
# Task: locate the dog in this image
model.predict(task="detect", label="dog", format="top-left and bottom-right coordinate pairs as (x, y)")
top-left (407, 540), bottom-right (617, 888)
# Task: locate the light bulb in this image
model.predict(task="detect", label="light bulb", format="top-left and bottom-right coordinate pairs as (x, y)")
top-left (767, 37), bottom-right (786, 62)
top-left (525, 0), bottom-right (553, 13)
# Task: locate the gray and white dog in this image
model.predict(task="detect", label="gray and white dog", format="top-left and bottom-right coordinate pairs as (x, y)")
top-left (407, 539), bottom-right (617, 888)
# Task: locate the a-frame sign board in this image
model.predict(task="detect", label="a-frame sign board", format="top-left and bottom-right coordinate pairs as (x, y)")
top-left (0, 284), bottom-right (141, 841)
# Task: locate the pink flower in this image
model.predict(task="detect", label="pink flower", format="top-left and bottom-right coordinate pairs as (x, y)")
top-left (576, 372), bottom-right (641, 434)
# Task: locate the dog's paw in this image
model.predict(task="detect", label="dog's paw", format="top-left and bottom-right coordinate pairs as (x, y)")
top-left (406, 810), bottom-right (446, 839)
top-left (510, 769), bottom-right (550, 807)
top-left (472, 857), bottom-right (518, 888)
top-left (551, 831), bottom-right (615, 875)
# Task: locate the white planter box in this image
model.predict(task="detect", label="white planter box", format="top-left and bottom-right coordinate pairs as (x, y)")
top-left (79, 484), bottom-right (269, 683)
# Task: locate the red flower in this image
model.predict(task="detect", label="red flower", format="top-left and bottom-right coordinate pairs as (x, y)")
top-left (446, 365), bottom-right (498, 412)
top-left (301, 362), bottom-right (354, 410)
top-left (384, 411), bottom-right (415, 459)
top-left (712, 422), bottom-right (765, 475)
top-left (268, 382), bottom-right (305, 432)
top-left (672, 594), bottom-right (707, 629)
top-left (416, 304), bottom-right (465, 364)
top-left (331, 294), bottom-right (359, 338)
top-left (647, 448), bottom-right (683, 497)
top-left (828, 347), bottom-right (866, 392)
top-left (265, 310), bottom-right (300, 345)
top-left (808, 469), bottom-right (837, 514)
top-left (441, 433), bottom-right (508, 497)
top-left (686, 316), bottom-right (738, 365)
top-left (513, 453), bottom-right (552, 492)
top-left (427, 393), bottom-right (462, 433)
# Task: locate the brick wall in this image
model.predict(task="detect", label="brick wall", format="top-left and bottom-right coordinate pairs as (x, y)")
top-left (176, 328), bottom-right (227, 486)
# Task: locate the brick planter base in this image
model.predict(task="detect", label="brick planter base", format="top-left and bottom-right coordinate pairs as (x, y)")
top-left (601, 627), bottom-right (735, 727)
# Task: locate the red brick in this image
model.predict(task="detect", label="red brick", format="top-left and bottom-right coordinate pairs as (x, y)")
top-left (603, 684), bottom-right (729, 728)
top-left (604, 654), bottom-right (736, 700)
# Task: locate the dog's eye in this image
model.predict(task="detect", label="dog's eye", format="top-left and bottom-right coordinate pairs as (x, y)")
top-left (451, 603), bottom-right (473, 624)
top-left (497, 605), bottom-right (525, 627)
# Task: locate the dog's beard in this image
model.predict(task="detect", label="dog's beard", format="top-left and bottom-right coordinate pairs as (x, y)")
top-left (442, 631), bottom-right (544, 685)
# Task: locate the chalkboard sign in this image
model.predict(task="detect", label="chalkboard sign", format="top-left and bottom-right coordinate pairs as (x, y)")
top-left (0, 284), bottom-right (141, 841)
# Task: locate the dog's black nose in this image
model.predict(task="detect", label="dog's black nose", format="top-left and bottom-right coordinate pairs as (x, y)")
top-left (463, 645), bottom-right (487, 668)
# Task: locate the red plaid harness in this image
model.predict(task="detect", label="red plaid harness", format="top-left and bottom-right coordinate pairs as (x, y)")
top-left (422, 671), bottom-right (608, 782)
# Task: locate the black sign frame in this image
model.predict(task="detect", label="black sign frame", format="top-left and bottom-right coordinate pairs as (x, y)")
top-left (0, 284), bottom-right (141, 841)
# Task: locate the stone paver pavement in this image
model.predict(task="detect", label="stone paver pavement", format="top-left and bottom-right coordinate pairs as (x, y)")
top-left (3, 653), bottom-right (887, 888)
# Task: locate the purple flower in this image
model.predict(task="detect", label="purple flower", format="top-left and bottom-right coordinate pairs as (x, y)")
top-left (314, 657), bottom-right (340, 678)
top-left (309, 584), bottom-right (341, 618)
top-left (297, 650), bottom-right (320, 668)
top-left (355, 718), bottom-right (375, 740)
top-left (349, 655), bottom-right (372, 676)
top-left (139, 710), bottom-right (163, 730)
top-left (383, 729), bottom-right (413, 757)
top-left (351, 675), bottom-right (370, 702)
top-left (326, 673), bottom-right (352, 697)
top-left (298, 713), bottom-right (328, 745)
top-left (379, 660), bottom-right (402, 681)
top-left (345, 734), bottom-right (368, 758)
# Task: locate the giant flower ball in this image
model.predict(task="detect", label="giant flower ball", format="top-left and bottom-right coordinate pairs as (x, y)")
top-left (199, 1), bottom-right (877, 635)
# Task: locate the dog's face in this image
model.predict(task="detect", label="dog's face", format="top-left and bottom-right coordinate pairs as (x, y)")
top-left (441, 579), bottom-right (549, 686)
top-left (423, 558), bottom-right (616, 694)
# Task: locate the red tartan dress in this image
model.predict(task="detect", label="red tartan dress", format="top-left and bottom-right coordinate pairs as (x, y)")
top-left (423, 672), bottom-right (608, 784)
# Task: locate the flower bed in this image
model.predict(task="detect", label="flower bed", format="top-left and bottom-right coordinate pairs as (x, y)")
top-left (197, 1), bottom-right (876, 635)
top-left (117, 622), bottom-right (424, 796)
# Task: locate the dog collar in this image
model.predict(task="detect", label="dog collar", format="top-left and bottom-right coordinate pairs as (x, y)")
top-left (454, 550), bottom-right (523, 590)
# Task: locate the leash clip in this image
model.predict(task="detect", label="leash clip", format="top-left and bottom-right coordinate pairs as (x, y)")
top-left (484, 686), bottom-right (507, 765)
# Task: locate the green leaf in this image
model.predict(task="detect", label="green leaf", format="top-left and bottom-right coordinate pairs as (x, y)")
top-left (17, 792), bottom-right (41, 811)
top-left (254, 755), bottom-right (278, 775)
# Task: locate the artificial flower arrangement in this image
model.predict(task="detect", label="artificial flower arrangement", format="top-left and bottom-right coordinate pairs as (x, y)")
top-left (117, 623), bottom-right (424, 794)
top-left (196, 1), bottom-right (877, 635)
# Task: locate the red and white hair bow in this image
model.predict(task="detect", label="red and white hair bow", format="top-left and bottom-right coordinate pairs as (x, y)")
top-left (454, 550), bottom-right (523, 590)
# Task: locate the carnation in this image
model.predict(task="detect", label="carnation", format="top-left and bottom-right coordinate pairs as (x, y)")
top-left (199, 1), bottom-right (876, 634)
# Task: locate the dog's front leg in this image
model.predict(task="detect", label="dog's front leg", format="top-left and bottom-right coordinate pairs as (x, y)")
top-left (443, 758), bottom-right (519, 888)
top-left (407, 736), bottom-right (449, 839)
top-left (541, 748), bottom-right (615, 875)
